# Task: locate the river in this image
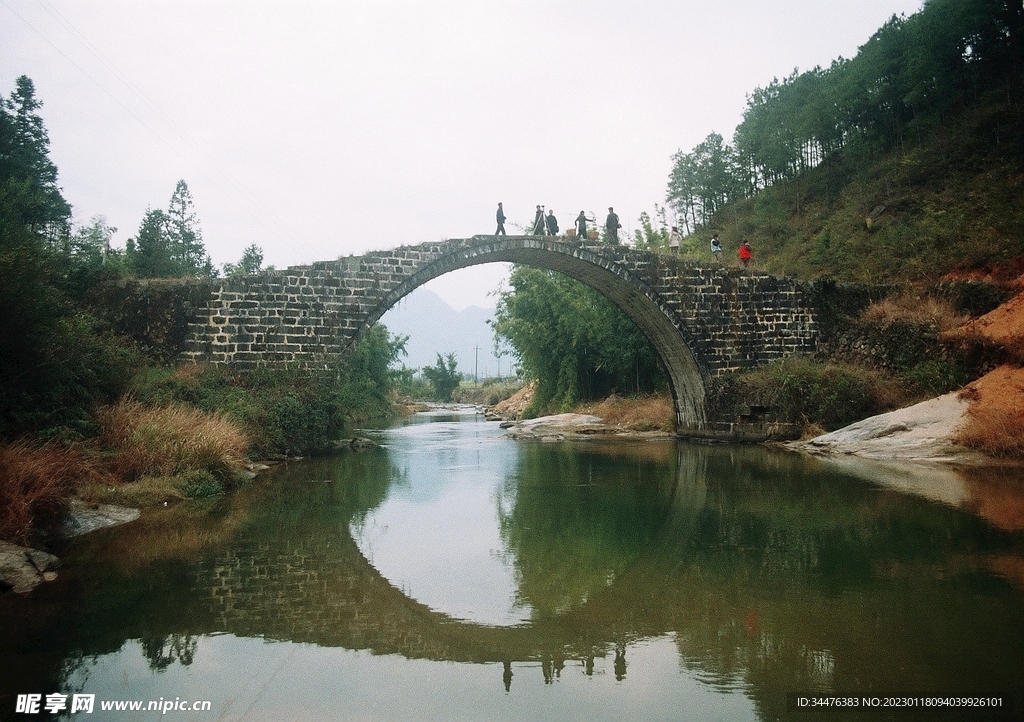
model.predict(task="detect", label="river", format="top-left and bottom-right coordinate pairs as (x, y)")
top-left (1, 408), bottom-right (1022, 721)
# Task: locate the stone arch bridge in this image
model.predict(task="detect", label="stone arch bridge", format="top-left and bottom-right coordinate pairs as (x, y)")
top-left (181, 236), bottom-right (824, 436)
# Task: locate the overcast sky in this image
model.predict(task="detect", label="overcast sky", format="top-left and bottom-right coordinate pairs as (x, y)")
top-left (2, 0), bottom-right (923, 309)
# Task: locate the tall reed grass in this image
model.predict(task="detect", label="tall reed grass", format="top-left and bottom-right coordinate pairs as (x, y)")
top-left (96, 400), bottom-right (249, 482)
top-left (0, 441), bottom-right (104, 543)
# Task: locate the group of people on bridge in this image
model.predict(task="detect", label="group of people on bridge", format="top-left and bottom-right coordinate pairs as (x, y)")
top-left (492, 203), bottom-right (752, 267)
top-left (494, 203), bottom-right (622, 244)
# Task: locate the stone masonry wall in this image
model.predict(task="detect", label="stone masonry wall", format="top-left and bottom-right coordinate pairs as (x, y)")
top-left (181, 236), bottom-right (819, 376)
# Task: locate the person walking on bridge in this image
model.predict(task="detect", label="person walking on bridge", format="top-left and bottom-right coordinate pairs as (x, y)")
top-left (495, 203), bottom-right (507, 235)
top-left (532, 205), bottom-right (545, 235)
top-left (669, 226), bottom-right (681, 255)
top-left (711, 233), bottom-right (722, 263)
top-left (738, 239), bottom-right (752, 269)
top-left (575, 211), bottom-right (588, 240)
top-left (495, 203), bottom-right (506, 235)
top-left (605, 207), bottom-right (621, 244)
top-left (545, 209), bottom-right (559, 236)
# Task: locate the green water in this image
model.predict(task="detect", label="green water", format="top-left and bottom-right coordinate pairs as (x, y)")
top-left (2, 409), bottom-right (1023, 721)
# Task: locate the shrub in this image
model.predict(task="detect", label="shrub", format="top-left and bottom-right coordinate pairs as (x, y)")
top-left (452, 379), bottom-right (524, 406)
top-left (96, 400), bottom-right (248, 483)
top-left (722, 358), bottom-right (900, 431)
top-left (1, 309), bottom-right (141, 440)
top-left (130, 364), bottom-right (344, 456)
top-left (177, 469), bottom-right (224, 498)
top-left (129, 326), bottom-right (405, 456)
top-left (936, 279), bottom-right (1013, 317)
top-left (901, 359), bottom-right (970, 398)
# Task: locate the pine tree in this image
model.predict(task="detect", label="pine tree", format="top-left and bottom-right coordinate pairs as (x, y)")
top-left (166, 180), bottom-right (211, 276)
top-left (223, 244), bottom-right (264, 277)
top-left (128, 180), bottom-right (214, 278)
top-left (129, 208), bottom-right (174, 277)
top-left (0, 76), bottom-right (70, 238)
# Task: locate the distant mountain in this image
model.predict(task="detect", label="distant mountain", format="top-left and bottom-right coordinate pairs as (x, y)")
top-left (378, 288), bottom-right (510, 378)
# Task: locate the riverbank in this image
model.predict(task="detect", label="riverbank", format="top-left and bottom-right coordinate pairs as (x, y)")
top-left (789, 364), bottom-right (1024, 462)
top-left (502, 413), bottom-right (675, 441)
top-left (492, 386), bottom-right (676, 440)
top-left (493, 362), bottom-right (1024, 463)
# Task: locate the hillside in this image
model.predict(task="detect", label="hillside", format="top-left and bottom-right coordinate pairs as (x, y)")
top-left (707, 104), bottom-right (1024, 285)
top-left (658, 0), bottom-right (1024, 286)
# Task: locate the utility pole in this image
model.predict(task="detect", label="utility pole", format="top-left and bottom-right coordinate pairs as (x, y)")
top-left (474, 345), bottom-right (479, 384)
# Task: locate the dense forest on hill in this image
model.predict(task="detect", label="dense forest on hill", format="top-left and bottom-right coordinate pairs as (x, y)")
top-left (664, 0), bottom-right (1023, 281)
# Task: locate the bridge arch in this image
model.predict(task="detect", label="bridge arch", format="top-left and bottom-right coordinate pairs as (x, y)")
top-left (356, 236), bottom-right (709, 429)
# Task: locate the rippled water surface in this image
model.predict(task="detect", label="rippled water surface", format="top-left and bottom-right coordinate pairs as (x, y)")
top-left (2, 409), bottom-right (1023, 721)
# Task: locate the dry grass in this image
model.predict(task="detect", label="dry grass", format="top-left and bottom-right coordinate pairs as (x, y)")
top-left (0, 441), bottom-right (107, 543)
top-left (1, 399), bottom-right (250, 542)
top-left (96, 399), bottom-right (249, 482)
top-left (167, 362), bottom-right (208, 383)
top-left (79, 475), bottom-right (189, 507)
top-left (579, 393), bottom-right (675, 432)
top-left (954, 365), bottom-right (1024, 458)
top-left (954, 405), bottom-right (1024, 458)
top-left (861, 291), bottom-right (969, 332)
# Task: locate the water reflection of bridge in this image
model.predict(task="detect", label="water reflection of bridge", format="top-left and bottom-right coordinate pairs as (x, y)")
top-left (193, 442), bottom-right (698, 666)
top-left (182, 445), bottom-right (1022, 711)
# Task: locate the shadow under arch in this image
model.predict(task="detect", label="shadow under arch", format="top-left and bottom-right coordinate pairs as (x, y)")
top-left (353, 236), bottom-right (710, 430)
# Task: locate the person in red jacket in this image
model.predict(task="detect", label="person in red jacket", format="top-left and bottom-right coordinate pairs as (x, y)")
top-left (738, 240), bottom-right (752, 268)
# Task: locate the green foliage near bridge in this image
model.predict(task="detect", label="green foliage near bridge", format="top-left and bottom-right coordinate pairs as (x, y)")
top-left (492, 267), bottom-right (666, 417)
top-left (0, 76), bottom-right (139, 438)
top-left (421, 353), bottom-right (462, 402)
top-left (130, 325), bottom-right (406, 456)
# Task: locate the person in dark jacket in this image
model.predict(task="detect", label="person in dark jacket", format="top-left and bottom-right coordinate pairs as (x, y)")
top-left (495, 203), bottom-right (506, 235)
top-left (545, 210), bottom-right (559, 236)
top-left (605, 207), bottom-right (621, 244)
top-left (532, 205), bottom-right (545, 235)
top-left (575, 211), bottom-right (588, 240)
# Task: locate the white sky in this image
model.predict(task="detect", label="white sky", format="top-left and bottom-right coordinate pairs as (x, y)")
top-left (1, 0), bottom-right (923, 309)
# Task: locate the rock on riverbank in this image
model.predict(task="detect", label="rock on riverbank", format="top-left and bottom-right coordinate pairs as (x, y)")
top-left (503, 413), bottom-right (674, 441)
top-left (0, 541), bottom-right (60, 594)
top-left (61, 500), bottom-right (141, 537)
top-left (786, 392), bottom-right (978, 462)
top-left (0, 501), bottom-right (140, 594)
top-left (789, 363), bottom-right (1024, 463)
